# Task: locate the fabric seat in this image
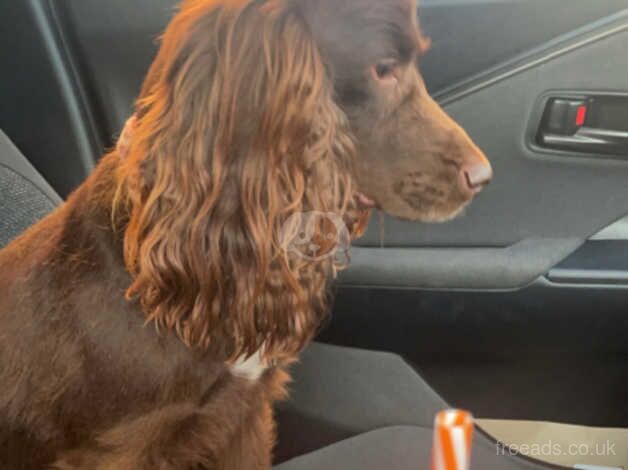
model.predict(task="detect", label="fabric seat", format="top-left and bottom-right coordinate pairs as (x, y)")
top-left (0, 130), bottom-right (558, 470)
top-left (275, 342), bottom-right (447, 462)
top-left (276, 426), bottom-right (433, 470)
top-left (275, 343), bottom-right (561, 469)
top-left (276, 425), bottom-right (559, 470)
top-left (0, 129), bottom-right (61, 248)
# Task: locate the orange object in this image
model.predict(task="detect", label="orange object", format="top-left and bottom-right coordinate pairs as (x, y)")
top-left (431, 410), bottom-right (474, 470)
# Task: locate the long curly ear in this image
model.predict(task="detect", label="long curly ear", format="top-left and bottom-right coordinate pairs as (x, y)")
top-left (117, 0), bottom-right (363, 360)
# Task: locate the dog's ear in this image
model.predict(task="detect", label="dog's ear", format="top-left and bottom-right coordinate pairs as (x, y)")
top-left (117, 1), bottom-right (359, 360)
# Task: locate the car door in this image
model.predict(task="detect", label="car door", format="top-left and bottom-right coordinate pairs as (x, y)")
top-left (323, 0), bottom-right (628, 430)
top-left (0, 0), bottom-right (627, 437)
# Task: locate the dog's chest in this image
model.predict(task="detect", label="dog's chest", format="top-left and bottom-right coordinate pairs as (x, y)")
top-left (229, 349), bottom-right (269, 382)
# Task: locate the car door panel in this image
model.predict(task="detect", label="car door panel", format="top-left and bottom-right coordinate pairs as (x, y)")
top-left (419, 0), bottom-right (628, 96)
top-left (331, 3), bottom-right (628, 428)
top-left (340, 239), bottom-right (583, 290)
top-left (322, 279), bottom-right (628, 427)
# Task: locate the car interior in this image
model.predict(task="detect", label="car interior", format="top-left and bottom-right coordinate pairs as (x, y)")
top-left (1, 0), bottom-right (627, 468)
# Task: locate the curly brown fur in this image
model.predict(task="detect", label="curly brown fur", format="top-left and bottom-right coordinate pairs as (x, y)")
top-left (0, 0), bottom-right (490, 468)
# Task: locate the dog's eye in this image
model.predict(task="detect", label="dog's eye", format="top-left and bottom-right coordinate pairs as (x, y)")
top-left (373, 59), bottom-right (398, 81)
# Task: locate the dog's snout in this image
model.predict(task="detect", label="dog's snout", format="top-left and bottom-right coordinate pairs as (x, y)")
top-left (461, 160), bottom-right (492, 193)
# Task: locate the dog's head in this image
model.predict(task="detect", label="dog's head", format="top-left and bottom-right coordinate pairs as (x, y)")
top-left (118, 0), bottom-right (491, 358)
top-left (299, 0), bottom-right (492, 222)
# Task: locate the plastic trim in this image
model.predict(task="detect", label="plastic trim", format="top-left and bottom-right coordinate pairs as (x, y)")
top-left (435, 9), bottom-right (628, 106)
top-left (339, 238), bottom-right (583, 290)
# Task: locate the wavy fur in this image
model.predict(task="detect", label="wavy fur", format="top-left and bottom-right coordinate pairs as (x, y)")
top-left (118, 1), bottom-right (369, 361)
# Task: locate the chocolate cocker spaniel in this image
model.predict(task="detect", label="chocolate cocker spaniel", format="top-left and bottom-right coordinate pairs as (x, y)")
top-left (0, 0), bottom-right (492, 468)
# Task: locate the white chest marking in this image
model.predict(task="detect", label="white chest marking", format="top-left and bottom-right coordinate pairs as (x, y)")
top-left (230, 349), bottom-right (267, 382)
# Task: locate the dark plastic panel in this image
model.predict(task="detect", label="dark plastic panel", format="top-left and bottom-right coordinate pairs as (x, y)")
top-left (548, 240), bottom-right (628, 284)
top-left (555, 240), bottom-right (628, 271)
top-left (50, 0), bottom-right (178, 148)
top-left (322, 280), bottom-right (628, 427)
top-left (0, 0), bottom-right (99, 197)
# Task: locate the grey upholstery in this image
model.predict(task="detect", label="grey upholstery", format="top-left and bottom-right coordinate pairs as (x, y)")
top-left (276, 427), bottom-right (432, 470)
top-left (0, 130), bottom-right (61, 247)
top-left (276, 343), bottom-right (447, 462)
top-left (276, 426), bottom-right (559, 470)
top-left (275, 343), bottom-right (559, 470)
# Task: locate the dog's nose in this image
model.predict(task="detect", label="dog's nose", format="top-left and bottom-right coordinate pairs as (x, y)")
top-left (461, 161), bottom-right (492, 193)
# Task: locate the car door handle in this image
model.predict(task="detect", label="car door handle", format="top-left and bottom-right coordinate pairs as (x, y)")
top-left (539, 126), bottom-right (628, 155)
top-left (536, 93), bottom-right (628, 157)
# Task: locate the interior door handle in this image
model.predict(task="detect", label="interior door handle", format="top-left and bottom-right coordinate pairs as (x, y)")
top-left (540, 126), bottom-right (628, 155)
top-left (537, 94), bottom-right (628, 157)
